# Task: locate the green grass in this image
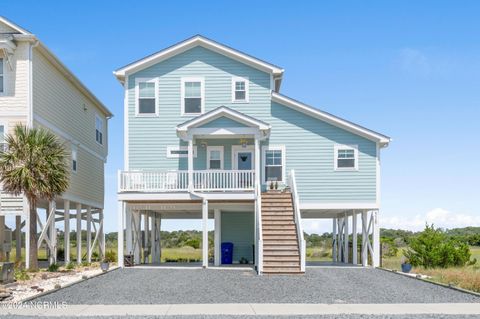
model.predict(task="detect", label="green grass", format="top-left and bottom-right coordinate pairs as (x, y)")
top-left (382, 246), bottom-right (480, 293)
top-left (306, 247), bottom-right (332, 262)
top-left (161, 247), bottom-right (202, 262)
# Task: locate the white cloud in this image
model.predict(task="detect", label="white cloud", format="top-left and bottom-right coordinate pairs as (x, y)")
top-left (382, 208), bottom-right (480, 231)
top-left (398, 48), bottom-right (431, 76)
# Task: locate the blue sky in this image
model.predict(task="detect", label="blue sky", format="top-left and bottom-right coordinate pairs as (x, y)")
top-left (3, 1), bottom-right (480, 233)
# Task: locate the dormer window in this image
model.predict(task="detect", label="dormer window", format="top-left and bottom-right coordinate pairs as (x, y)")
top-left (232, 77), bottom-right (249, 103)
top-left (135, 78), bottom-right (158, 116)
top-left (181, 77), bottom-right (204, 115)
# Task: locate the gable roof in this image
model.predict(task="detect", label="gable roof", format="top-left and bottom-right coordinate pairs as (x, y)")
top-left (177, 106), bottom-right (271, 132)
top-left (0, 16), bottom-right (113, 118)
top-left (114, 35), bottom-right (284, 87)
top-left (271, 92), bottom-right (391, 146)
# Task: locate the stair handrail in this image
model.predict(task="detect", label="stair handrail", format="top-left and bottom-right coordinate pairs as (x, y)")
top-left (255, 177), bottom-right (263, 273)
top-left (289, 169), bottom-right (306, 272)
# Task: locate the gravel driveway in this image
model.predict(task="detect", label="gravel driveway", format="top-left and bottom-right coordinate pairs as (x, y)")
top-left (36, 267), bottom-right (480, 304)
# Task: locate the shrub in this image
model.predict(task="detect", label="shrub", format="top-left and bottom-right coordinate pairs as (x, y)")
top-left (65, 262), bottom-right (75, 270)
top-left (104, 250), bottom-right (117, 263)
top-left (14, 267), bottom-right (30, 281)
top-left (404, 224), bottom-right (472, 268)
top-left (381, 237), bottom-right (399, 257)
top-left (91, 251), bottom-right (99, 261)
top-left (47, 263), bottom-right (59, 272)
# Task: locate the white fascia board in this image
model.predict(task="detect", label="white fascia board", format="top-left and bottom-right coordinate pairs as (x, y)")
top-left (117, 192), bottom-right (255, 201)
top-left (272, 92), bottom-right (391, 146)
top-left (177, 107), bottom-right (271, 131)
top-left (114, 36), bottom-right (284, 82)
top-left (0, 16), bottom-right (31, 35)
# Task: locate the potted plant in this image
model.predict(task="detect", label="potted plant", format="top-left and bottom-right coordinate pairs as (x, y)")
top-left (269, 181), bottom-right (274, 190)
top-left (100, 259), bottom-right (110, 272)
top-left (401, 257), bottom-right (412, 273)
top-left (100, 250), bottom-right (116, 272)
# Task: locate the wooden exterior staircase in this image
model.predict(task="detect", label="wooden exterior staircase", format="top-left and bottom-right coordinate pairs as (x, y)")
top-left (261, 190), bottom-right (303, 274)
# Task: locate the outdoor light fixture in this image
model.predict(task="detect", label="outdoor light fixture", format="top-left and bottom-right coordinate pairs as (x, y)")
top-left (240, 138), bottom-right (248, 148)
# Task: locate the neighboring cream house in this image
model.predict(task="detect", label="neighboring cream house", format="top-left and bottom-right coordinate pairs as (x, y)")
top-left (0, 17), bottom-right (112, 268)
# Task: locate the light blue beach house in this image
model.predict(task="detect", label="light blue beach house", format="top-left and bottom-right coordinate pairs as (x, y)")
top-left (115, 36), bottom-right (390, 274)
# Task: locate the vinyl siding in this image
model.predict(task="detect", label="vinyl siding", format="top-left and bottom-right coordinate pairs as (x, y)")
top-left (126, 46), bottom-right (377, 203)
top-left (32, 49), bottom-right (107, 207)
top-left (127, 46), bottom-right (270, 170)
top-left (198, 116), bottom-right (249, 128)
top-left (221, 211), bottom-right (254, 263)
top-left (0, 41), bottom-right (29, 117)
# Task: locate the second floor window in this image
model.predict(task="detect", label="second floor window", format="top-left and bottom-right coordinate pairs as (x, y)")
top-left (263, 146), bottom-right (285, 183)
top-left (95, 115), bottom-right (103, 145)
top-left (334, 144), bottom-right (358, 170)
top-left (136, 78), bottom-right (158, 115)
top-left (232, 77), bottom-right (249, 102)
top-left (207, 146), bottom-right (224, 169)
top-left (0, 58), bottom-right (4, 94)
top-left (182, 78), bottom-right (204, 115)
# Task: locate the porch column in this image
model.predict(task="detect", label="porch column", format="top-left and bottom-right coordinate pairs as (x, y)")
top-left (188, 139), bottom-right (194, 191)
top-left (361, 210), bottom-right (368, 266)
top-left (332, 218), bottom-right (337, 263)
top-left (133, 211), bottom-right (141, 264)
top-left (86, 206), bottom-right (92, 263)
top-left (64, 200), bottom-right (71, 264)
top-left (254, 137), bottom-right (261, 272)
top-left (144, 211), bottom-right (149, 263)
top-left (99, 209), bottom-right (105, 259)
top-left (151, 214), bottom-right (161, 263)
top-left (202, 199), bottom-right (208, 268)
top-left (352, 210), bottom-right (358, 265)
top-left (76, 203), bottom-right (82, 264)
top-left (214, 208), bottom-right (221, 266)
top-left (373, 210), bottom-right (380, 267)
top-left (15, 215), bottom-right (22, 263)
top-left (343, 212), bottom-right (349, 263)
top-left (118, 201), bottom-right (125, 267)
top-left (125, 205), bottom-right (132, 255)
top-left (49, 200), bottom-right (57, 265)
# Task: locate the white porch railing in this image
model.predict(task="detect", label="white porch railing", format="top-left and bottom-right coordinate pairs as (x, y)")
top-left (288, 169), bottom-right (306, 272)
top-left (118, 170), bottom-right (255, 193)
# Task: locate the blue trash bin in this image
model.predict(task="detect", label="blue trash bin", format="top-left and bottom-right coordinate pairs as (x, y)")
top-left (221, 242), bottom-right (234, 264)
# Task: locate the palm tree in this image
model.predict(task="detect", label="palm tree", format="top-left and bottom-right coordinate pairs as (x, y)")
top-left (0, 125), bottom-right (69, 270)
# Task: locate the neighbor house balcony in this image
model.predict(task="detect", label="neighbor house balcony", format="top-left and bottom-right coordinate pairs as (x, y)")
top-left (118, 169), bottom-right (255, 193)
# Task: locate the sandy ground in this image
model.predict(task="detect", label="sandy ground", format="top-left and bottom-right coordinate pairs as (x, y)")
top-left (1, 265), bottom-right (114, 303)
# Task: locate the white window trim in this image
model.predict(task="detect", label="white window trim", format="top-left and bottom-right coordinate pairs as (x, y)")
top-left (166, 145), bottom-right (198, 158)
top-left (231, 76), bottom-right (249, 103)
top-left (261, 145), bottom-right (286, 184)
top-left (135, 77), bottom-right (159, 117)
top-left (231, 145), bottom-right (255, 170)
top-left (71, 145), bottom-right (78, 173)
top-left (334, 144), bottom-right (359, 171)
top-left (181, 77), bottom-right (205, 116)
top-left (95, 113), bottom-right (104, 146)
top-left (0, 57), bottom-right (5, 96)
top-left (207, 146), bottom-right (224, 170)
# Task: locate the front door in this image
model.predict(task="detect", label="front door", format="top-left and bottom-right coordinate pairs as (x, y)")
top-left (237, 151), bottom-right (253, 170)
